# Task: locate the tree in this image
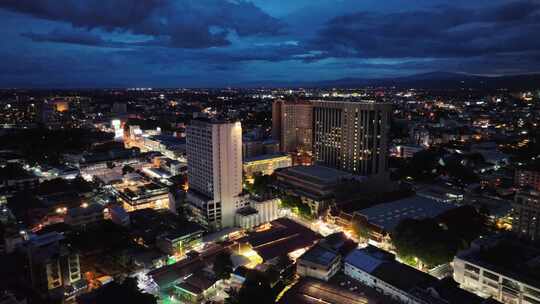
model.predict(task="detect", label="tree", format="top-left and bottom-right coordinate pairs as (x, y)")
top-left (437, 205), bottom-right (486, 245)
top-left (122, 165), bottom-right (135, 175)
top-left (280, 195), bottom-right (312, 219)
top-left (351, 215), bottom-right (371, 241)
top-left (237, 271), bottom-right (274, 304)
top-left (399, 148), bottom-right (443, 181)
top-left (213, 250), bottom-right (233, 280)
top-left (92, 277), bottom-right (156, 304)
top-left (392, 218), bottom-right (459, 268)
top-left (250, 174), bottom-right (274, 195)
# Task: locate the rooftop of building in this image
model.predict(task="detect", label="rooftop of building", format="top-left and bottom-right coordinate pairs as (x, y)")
top-left (242, 217), bottom-right (321, 261)
top-left (149, 243), bottom-right (231, 287)
top-left (344, 245), bottom-right (395, 273)
top-left (278, 278), bottom-right (376, 304)
top-left (0, 163), bottom-right (35, 181)
top-left (298, 244), bottom-right (339, 267)
top-left (236, 206), bottom-right (258, 217)
top-left (344, 246), bottom-right (478, 300)
top-left (66, 203), bottom-right (104, 217)
top-left (244, 153), bottom-right (290, 163)
top-left (113, 178), bottom-right (169, 200)
top-left (148, 134), bottom-right (186, 145)
top-left (175, 272), bottom-right (217, 295)
top-left (357, 195), bottom-right (458, 232)
top-left (276, 165), bottom-right (353, 184)
top-left (129, 208), bottom-right (204, 244)
top-left (456, 235), bottom-right (540, 288)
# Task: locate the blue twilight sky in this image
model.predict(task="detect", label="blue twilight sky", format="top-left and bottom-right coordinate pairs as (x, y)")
top-left (1, 0), bottom-right (540, 88)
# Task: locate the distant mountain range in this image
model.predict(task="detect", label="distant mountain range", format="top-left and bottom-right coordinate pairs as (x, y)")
top-left (240, 71), bottom-right (540, 89)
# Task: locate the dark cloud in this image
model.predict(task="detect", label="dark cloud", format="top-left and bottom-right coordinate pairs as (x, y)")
top-left (2, 0), bottom-right (540, 87)
top-left (310, 0), bottom-right (540, 59)
top-left (1, 0), bottom-right (285, 48)
top-left (21, 28), bottom-right (110, 47)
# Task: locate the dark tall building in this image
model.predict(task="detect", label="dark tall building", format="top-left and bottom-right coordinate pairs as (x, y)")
top-left (272, 100), bottom-right (313, 153)
top-left (513, 189), bottom-right (540, 241)
top-left (312, 101), bottom-right (392, 177)
top-left (18, 232), bottom-right (83, 300)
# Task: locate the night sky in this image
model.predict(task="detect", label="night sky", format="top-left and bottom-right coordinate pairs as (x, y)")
top-left (1, 0), bottom-right (540, 88)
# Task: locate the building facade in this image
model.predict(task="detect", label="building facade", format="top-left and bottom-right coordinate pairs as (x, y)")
top-left (454, 236), bottom-right (540, 304)
top-left (272, 100), bottom-right (313, 153)
top-left (513, 190), bottom-right (540, 241)
top-left (243, 153), bottom-right (292, 179)
top-left (235, 198), bottom-right (280, 229)
top-left (186, 120), bottom-right (245, 230)
top-left (296, 245), bottom-right (341, 281)
top-left (312, 101), bottom-right (391, 177)
top-left (515, 169), bottom-right (540, 191)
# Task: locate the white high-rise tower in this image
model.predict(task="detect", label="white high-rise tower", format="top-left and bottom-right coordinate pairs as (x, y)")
top-left (186, 119), bottom-right (245, 230)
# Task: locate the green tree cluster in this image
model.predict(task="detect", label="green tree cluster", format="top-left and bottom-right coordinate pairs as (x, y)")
top-left (392, 206), bottom-right (486, 268)
top-left (280, 195), bottom-right (312, 219)
top-left (213, 250), bottom-right (233, 280)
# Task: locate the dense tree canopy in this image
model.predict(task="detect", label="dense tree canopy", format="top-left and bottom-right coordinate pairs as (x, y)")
top-left (213, 250), bottom-right (233, 280)
top-left (90, 277), bottom-right (156, 304)
top-left (392, 206), bottom-right (486, 268)
top-left (237, 271), bottom-right (275, 304)
top-left (280, 195), bottom-right (312, 219)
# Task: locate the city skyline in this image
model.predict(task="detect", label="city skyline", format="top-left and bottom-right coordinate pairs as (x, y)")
top-left (2, 0), bottom-right (540, 88)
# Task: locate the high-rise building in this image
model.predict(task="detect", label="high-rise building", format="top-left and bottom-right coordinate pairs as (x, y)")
top-left (312, 101), bottom-right (392, 177)
top-left (513, 189), bottom-right (540, 241)
top-left (272, 100), bottom-right (313, 153)
top-left (18, 232), bottom-right (82, 299)
top-left (186, 120), bottom-right (246, 230)
top-left (515, 167), bottom-right (540, 191)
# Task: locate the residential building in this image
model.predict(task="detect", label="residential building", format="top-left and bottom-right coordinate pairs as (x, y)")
top-left (515, 168), bottom-right (540, 191)
top-left (63, 203), bottom-right (104, 227)
top-left (186, 119), bottom-right (245, 230)
top-left (272, 100), bottom-right (313, 153)
top-left (275, 165), bottom-right (357, 214)
top-left (345, 246), bottom-right (491, 304)
top-left (296, 244), bottom-right (341, 281)
top-left (243, 153), bottom-right (292, 179)
top-left (18, 232), bottom-right (84, 300)
top-left (353, 195), bottom-right (457, 241)
top-left (391, 144), bottom-right (424, 158)
top-left (155, 224), bottom-right (204, 257)
top-left (234, 198), bottom-right (280, 229)
top-left (312, 100), bottom-right (391, 178)
top-left (113, 179), bottom-right (174, 213)
top-left (513, 190), bottom-right (540, 241)
top-left (454, 235), bottom-right (540, 304)
top-left (0, 164), bottom-right (39, 195)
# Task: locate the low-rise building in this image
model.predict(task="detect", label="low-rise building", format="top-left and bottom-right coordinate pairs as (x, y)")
top-left (243, 153), bottom-right (292, 179)
top-left (515, 167), bottom-right (540, 191)
top-left (392, 144), bottom-right (424, 158)
top-left (275, 165), bottom-right (356, 214)
top-left (113, 179), bottom-right (174, 213)
top-left (345, 246), bottom-right (491, 304)
top-left (454, 235), bottom-right (540, 304)
top-left (235, 198), bottom-right (280, 229)
top-left (0, 164), bottom-right (39, 195)
top-left (354, 195), bottom-right (458, 239)
top-left (18, 232), bottom-right (84, 301)
top-left (128, 209), bottom-right (204, 259)
top-left (156, 225), bottom-right (205, 257)
top-left (296, 244), bottom-right (341, 281)
top-left (64, 203), bottom-right (104, 227)
top-left (512, 190), bottom-right (540, 241)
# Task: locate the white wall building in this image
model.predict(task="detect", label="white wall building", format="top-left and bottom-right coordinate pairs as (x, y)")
top-left (235, 198), bottom-right (280, 229)
top-left (186, 120), bottom-right (245, 230)
top-left (453, 236), bottom-right (540, 304)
